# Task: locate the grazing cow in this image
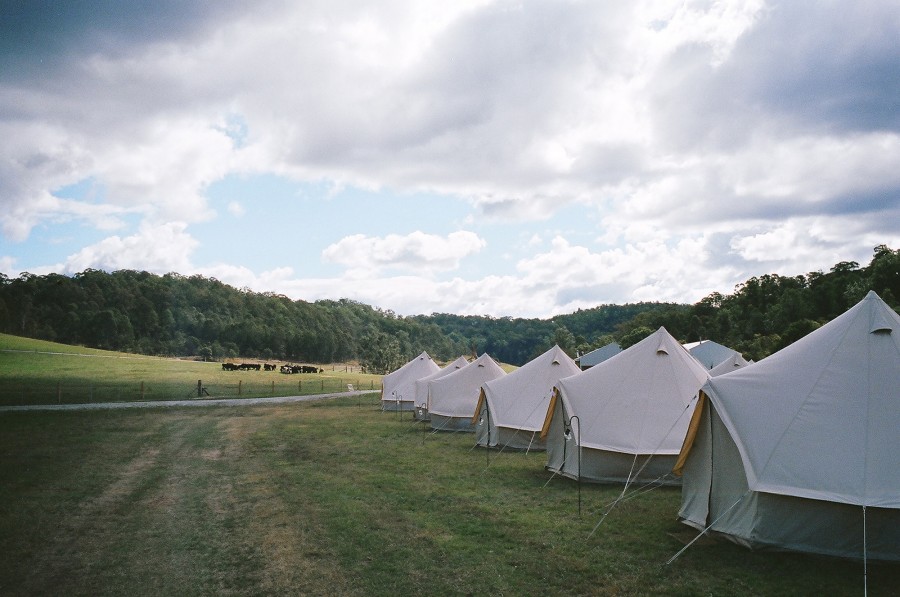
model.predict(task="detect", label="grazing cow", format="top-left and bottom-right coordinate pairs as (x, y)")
top-left (278, 364), bottom-right (322, 374)
top-left (222, 363), bottom-right (239, 371)
top-left (263, 363), bottom-right (276, 371)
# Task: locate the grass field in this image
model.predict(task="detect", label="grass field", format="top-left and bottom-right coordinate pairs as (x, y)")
top-left (1, 398), bottom-right (898, 596)
top-left (1, 334), bottom-right (898, 595)
top-left (0, 333), bottom-right (383, 406)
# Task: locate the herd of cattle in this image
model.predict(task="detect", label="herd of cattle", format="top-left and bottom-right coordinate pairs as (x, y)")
top-left (221, 362), bottom-right (324, 374)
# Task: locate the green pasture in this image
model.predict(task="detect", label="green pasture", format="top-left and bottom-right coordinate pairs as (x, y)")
top-left (1, 398), bottom-right (897, 596)
top-left (1, 334), bottom-right (896, 594)
top-left (0, 333), bottom-right (382, 406)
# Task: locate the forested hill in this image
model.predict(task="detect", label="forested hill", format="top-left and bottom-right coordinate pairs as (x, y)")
top-left (0, 245), bottom-right (897, 371)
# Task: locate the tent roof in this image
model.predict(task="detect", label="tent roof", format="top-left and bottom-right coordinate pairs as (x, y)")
top-left (684, 339), bottom-right (740, 369)
top-left (702, 291), bottom-right (900, 507)
top-left (382, 352), bottom-right (440, 402)
top-left (576, 342), bottom-right (622, 368)
top-left (482, 345), bottom-right (580, 432)
top-left (555, 327), bottom-right (710, 454)
top-left (429, 353), bottom-right (506, 418)
top-left (412, 356), bottom-right (469, 408)
top-left (708, 351), bottom-right (751, 377)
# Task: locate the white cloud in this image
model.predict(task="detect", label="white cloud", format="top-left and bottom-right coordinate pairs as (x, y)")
top-left (0, 256), bottom-right (16, 275)
top-left (254, 235), bottom-right (740, 318)
top-left (90, 117), bottom-right (235, 224)
top-left (61, 222), bottom-right (199, 274)
top-left (322, 230), bottom-right (486, 273)
top-left (1, 0), bottom-right (899, 317)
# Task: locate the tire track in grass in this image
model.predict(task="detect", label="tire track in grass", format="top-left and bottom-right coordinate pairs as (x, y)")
top-left (18, 442), bottom-right (164, 594)
top-left (9, 407), bottom-right (363, 595)
top-left (136, 412), bottom-right (267, 595)
top-left (215, 412), bottom-right (361, 596)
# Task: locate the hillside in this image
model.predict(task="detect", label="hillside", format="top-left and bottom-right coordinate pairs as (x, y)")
top-left (1, 244), bottom-right (897, 366)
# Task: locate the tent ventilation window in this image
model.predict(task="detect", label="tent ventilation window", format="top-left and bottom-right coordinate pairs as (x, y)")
top-left (870, 311), bottom-right (894, 334)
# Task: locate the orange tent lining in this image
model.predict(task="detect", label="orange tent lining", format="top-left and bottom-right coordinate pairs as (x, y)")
top-left (672, 390), bottom-right (707, 476)
top-left (471, 388), bottom-right (487, 425)
top-left (539, 387), bottom-right (560, 440)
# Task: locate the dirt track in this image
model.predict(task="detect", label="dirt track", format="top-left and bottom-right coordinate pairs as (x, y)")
top-left (0, 390), bottom-right (380, 413)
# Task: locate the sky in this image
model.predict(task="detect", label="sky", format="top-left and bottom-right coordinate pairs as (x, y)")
top-left (1, 0), bottom-right (899, 319)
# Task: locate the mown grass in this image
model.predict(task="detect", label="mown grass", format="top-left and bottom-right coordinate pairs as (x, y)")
top-left (0, 333), bottom-right (382, 405)
top-left (2, 399), bottom-right (898, 596)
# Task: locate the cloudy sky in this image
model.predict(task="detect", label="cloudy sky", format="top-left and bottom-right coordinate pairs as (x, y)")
top-left (2, 0), bottom-right (899, 318)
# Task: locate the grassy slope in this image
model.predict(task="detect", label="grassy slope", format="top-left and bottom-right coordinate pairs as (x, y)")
top-left (1, 401), bottom-right (897, 596)
top-left (0, 333), bottom-right (383, 406)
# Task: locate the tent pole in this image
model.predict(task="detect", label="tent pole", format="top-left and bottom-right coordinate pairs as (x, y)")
top-left (863, 505), bottom-right (868, 597)
top-left (564, 414), bottom-right (581, 516)
top-left (486, 404), bottom-right (490, 467)
top-left (576, 416), bottom-right (581, 516)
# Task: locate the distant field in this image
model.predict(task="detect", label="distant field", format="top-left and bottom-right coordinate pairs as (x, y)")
top-left (0, 333), bottom-right (382, 406)
top-left (1, 399), bottom-right (896, 595)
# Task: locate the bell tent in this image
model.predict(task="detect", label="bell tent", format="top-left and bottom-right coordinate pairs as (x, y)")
top-left (542, 327), bottom-right (710, 485)
top-left (429, 353), bottom-right (506, 432)
top-left (473, 345), bottom-right (580, 451)
top-left (381, 352), bottom-right (441, 412)
top-left (575, 342), bottom-right (622, 370)
top-left (684, 339), bottom-right (740, 370)
top-left (674, 291), bottom-right (900, 560)
top-left (708, 351), bottom-right (751, 377)
top-left (411, 356), bottom-right (469, 421)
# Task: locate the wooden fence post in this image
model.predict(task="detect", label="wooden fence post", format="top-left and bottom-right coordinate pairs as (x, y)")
top-left (57, 381), bottom-right (61, 404)
top-left (238, 380), bottom-right (242, 396)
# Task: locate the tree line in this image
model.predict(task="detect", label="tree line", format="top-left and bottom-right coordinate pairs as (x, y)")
top-left (0, 245), bottom-right (896, 371)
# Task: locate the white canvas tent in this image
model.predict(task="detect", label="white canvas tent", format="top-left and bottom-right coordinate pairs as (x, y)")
top-left (381, 351), bottom-right (440, 412)
top-left (473, 345), bottom-right (580, 451)
top-left (575, 342), bottom-right (622, 369)
top-left (542, 327), bottom-right (710, 485)
top-left (412, 356), bottom-right (469, 421)
top-left (708, 351), bottom-right (751, 377)
top-left (429, 353), bottom-right (506, 432)
top-left (675, 291), bottom-right (900, 560)
top-left (684, 339), bottom-right (739, 370)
